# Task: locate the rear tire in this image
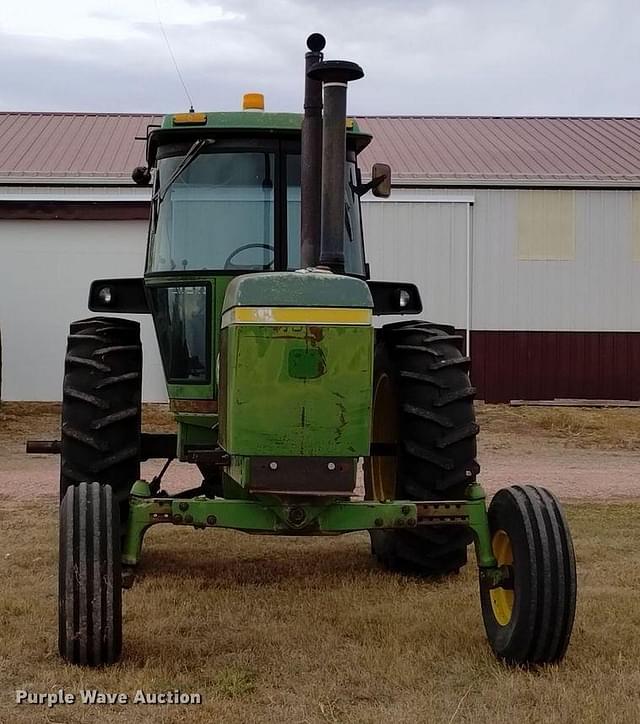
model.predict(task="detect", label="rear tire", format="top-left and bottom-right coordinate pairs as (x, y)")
top-left (364, 321), bottom-right (479, 575)
top-left (480, 485), bottom-right (577, 665)
top-left (59, 482), bottom-right (122, 666)
top-left (60, 317), bottom-right (142, 524)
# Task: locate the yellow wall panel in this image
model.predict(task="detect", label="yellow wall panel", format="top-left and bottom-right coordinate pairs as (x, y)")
top-left (517, 190), bottom-right (575, 260)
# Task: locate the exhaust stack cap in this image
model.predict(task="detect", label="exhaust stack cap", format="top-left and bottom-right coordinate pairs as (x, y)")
top-left (307, 60), bottom-right (364, 84)
top-left (306, 33), bottom-right (326, 52)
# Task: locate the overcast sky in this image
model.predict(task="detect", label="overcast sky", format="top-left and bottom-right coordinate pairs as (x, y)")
top-left (0, 0), bottom-right (639, 116)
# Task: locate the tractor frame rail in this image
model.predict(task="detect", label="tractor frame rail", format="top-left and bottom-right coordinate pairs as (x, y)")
top-left (122, 481), bottom-right (498, 572)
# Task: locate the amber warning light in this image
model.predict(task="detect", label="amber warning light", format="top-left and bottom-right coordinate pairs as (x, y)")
top-left (242, 93), bottom-right (265, 112)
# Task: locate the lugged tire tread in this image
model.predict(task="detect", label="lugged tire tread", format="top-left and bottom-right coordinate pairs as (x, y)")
top-left (433, 385), bottom-right (477, 407)
top-left (404, 440), bottom-right (454, 470)
top-left (65, 355), bottom-right (110, 373)
top-left (67, 334), bottom-right (105, 342)
top-left (63, 386), bottom-right (110, 409)
top-left (60, 463), bottom-right (88, 483)
top-left (366, 320), bottom-right (480, 576)
top-left (92, 445), bottom-right (140, 472)
top-left (60, 318), bottom-right (142, 522)
top-left (62, 425), bottom-right (109, 451)
top-left (402, 403), bottom-right (453, 428)
top-left (395, 344), bottom-right (441, 355)
top-left (94, 345), bottom-right (141, 356)
top-left (429, 356), bottom-right (471, 371)
top-left (399, 370), bottom-right (448, 388)
top-left (90, 407), bottom-right (139, 430)
top-left (94, 372), bottom-right (141, 390)
top-left (436, 422), bottom-right (480, 448)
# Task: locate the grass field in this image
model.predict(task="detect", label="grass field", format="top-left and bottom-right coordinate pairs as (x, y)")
top-left (5, 400), bottom-right (640, 449)
top-left (477, 404), bottom-right (640, 450)
top-left (1, 500), bottom-right (640, 723)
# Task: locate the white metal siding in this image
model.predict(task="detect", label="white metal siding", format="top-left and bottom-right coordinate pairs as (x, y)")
top-left (3, 186), bottom-right (640, 401)
top-left (0, 220), bottom-right (166, 401)
top-left (365, 188), bottom-right (640, 332)
top-left (362, 198), bottom-right (469, 329)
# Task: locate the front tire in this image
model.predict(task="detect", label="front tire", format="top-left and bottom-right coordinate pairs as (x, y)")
top-left (480, 485), bottom-right (577, 665)
top-left (59, 482), bottom-right (122, 666)
top-left (364, 321), bottom-right (479, 575)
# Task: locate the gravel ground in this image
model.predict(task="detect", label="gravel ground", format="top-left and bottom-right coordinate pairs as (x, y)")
top-left (478, 439), bottom-right (640, 500)
top-left (1, 404), bottom-right (639, 501)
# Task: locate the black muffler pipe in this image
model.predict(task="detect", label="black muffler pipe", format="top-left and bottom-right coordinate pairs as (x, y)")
top-left (300, 33), bottom-right (325, 268)
top-left (308, 59), bottom-right (364, 274)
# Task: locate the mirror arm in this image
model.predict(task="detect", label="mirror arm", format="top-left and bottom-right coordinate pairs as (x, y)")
top-left (352, 174), bottom-right (386, 197)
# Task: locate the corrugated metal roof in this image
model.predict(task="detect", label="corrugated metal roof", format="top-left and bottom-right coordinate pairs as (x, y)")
top-left (1, 112), bottom-right (640, 186)
top-left (357, 116), bottom-right (640, 186)
top-left (0, 112), bottom-right (160, 182)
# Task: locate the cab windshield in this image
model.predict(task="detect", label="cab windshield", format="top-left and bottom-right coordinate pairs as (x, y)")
top-left (147, 148), bottom-right (365, 275)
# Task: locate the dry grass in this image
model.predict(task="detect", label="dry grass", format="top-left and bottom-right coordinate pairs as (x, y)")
top-left (3, 401), bottom-right (640, 451)
top-left (1, 501), bottom-right (640, 723)
top-left (477, 403), bottom-right (640, 450)
top-left (0, 402), bottom-right (61, 443)
top-left (0, 402), bottom-right (176, 443)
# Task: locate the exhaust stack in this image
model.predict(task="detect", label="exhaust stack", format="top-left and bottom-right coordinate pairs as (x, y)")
top-left (308, 57), bottom-right (364, 274)
top-left (300, 33), bottom-right (325, 268)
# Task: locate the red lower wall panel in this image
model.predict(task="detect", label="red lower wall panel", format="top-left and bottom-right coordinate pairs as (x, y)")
top-left (470, 331), bottom-right (640, 403)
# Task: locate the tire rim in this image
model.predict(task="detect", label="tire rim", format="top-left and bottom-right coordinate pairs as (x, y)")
top-left (368, 372), bottom-right (397, 501)
top-left (489, 529), bottom-right (515, 626)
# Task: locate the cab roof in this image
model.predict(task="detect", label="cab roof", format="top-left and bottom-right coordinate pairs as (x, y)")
top-left (147, 111), bottom-right (372, 164)
top-left (161, 111), bottom-right (305, 131)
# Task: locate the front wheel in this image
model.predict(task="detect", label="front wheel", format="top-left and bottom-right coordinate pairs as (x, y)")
top-left (59, 482), bottom-right (122, 666)
top-left (480, 485), bottom-right (577, 665)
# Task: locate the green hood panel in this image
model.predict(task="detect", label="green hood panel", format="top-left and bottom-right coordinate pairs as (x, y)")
top-left (222, 272), bottom-right (373, 313)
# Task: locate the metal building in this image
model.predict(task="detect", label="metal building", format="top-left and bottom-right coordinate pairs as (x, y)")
top-left (357, 117), bottom-right (640, 401)
top-left (1, 112), bottom-right (639, 402)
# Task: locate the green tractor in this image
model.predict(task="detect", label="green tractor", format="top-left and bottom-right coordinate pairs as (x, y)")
top-left (30, 34), bottom-right (576, 667)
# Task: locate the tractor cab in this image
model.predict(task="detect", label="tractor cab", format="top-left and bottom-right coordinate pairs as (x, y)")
top-left (145, 107), bottom-right (371, 277)
top-left (136, 108), bottom-right (382, 394)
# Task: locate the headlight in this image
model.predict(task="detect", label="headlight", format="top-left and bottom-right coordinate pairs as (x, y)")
top-left (98, 286), bottom-right (113, 305)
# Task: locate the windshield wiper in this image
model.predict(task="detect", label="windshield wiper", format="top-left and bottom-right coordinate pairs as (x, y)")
top-left (154, 138), bottom-right (214, 203)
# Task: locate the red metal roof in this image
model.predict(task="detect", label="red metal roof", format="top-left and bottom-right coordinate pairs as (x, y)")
top-left (0, 113), bottom-right (161, 181)
top-left (1, 112), bottom-right (639, 186)
top-left (357, 116), bottom-right (640, 185)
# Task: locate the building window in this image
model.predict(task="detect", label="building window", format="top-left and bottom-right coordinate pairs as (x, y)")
top-left (517, 190), bottom-right (575, 260)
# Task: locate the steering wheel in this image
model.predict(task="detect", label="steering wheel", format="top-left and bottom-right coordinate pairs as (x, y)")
top-left (223, 243), bottom-right (275, 270)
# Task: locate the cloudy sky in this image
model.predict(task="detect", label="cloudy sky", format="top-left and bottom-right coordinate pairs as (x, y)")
top-left (0, 0), bottom-right (638, 116)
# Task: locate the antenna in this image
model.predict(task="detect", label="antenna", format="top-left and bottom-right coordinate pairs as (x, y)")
top-left (154, 0), bottom-right (195, 112)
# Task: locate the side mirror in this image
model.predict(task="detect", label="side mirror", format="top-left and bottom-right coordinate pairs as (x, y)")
top-left (132, 166), bottom-right (151, 185)
top-left (89, 278), bottom-right (150, 314)
top-left (371, 163), bottom-right (391, 198)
